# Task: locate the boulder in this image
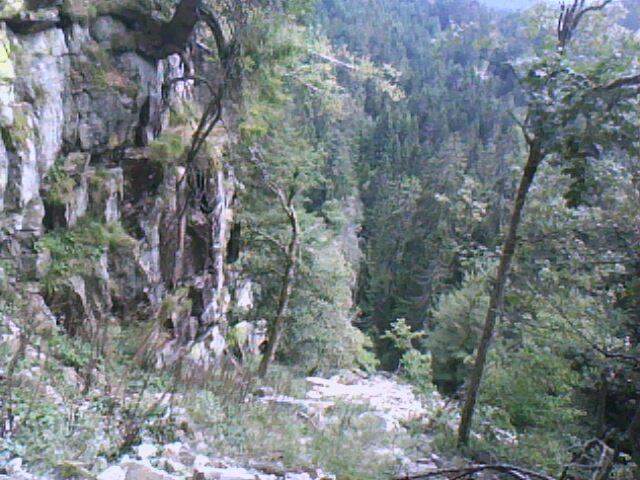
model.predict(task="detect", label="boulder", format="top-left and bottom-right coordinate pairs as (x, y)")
top-left (136, 444), bottom-right (158, 460)
top-left (283, 474), bottom-right (311, 480)
top-left (5, 458), bottom-right (23, 475)
top-left (193, 467), bottom-right (257, 480)
top-left (192, 454), bottom-right (210, 470)
top-left (161, 442), bottom-right (184, 462)
top-left (161, 459), bottom-right (186, 474)
top-left (121, 462), bottom-right (176, 480)
top-left (97, 466), bottom-right (126, 480)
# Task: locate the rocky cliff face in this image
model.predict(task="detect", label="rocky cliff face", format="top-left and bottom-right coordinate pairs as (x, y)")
top-left (0, 1), bottom-right (240, 369)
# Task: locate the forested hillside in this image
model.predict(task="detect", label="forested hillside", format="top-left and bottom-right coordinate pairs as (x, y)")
top-left (0, 1), bottom-right (638, 479)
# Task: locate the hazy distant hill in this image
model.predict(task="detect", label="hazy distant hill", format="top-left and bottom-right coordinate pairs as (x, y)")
top-left (481, 0), bottom-right (638, 28)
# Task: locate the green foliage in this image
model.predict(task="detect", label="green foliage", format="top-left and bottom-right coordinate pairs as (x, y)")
top-left (169, 101), bottom-right (199, 127)
top-left (149, 131), bottom-right (189, 167)
top-left (1, 109), bottom-right (31, 151)
top-left (481, 346), bottom-right (584, 430)
top-left (1, 386), bottom-right (119, 473)
top-left (44, 157), bottom-right (75, 206)
top-left (515, 3), bottom-right (640, 209)
top-left (183, 381), bottom-right (410, 480)
top-left (235, 3), bottom-right (393, 374)
top-left (467, 423), bottom-right (576, 474)
top-left (382, 318), bottom-right (424, 353)
top-left (427, 269), bottom-right (489, 394)
top-left (6, 1), bottom-right (639, 476)
top-left (255, 221), bottom-right (374, 372)
top-left (47, 332), bottom-right (94, 370)
top-left (36, 219), bottom-right (135, 296)
top-left (382, 319), bottom-right (432, 391)
top-left (319, 0), bottom-right (525, 364)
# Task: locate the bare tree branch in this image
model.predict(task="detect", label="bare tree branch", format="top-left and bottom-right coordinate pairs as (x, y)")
top-left (312, 52), bottom-right (358, 71)
top-left (246, 226), bottom-right (287, 256)
top-left (198, 2), bottom-right (229, 61)
top-left (596, 73), bottom-right (640, 91)
top-left (395, 464), bottom-right (554, 480)
top-left (557, 0), bottom-right (614, 54)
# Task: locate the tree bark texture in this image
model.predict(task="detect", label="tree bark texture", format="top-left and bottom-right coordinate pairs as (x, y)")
top-left (457, 141), bottom-right (544, 445)
top-left (258, 205), bottom-right (300, 378)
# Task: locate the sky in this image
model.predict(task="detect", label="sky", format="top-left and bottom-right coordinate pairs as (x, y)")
top-left (479, 0), bottom-right (545, 10)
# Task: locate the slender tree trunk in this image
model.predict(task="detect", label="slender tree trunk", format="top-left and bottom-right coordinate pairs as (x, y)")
top-left (457, 141), bottom-right (544, 446)
top-left (258, 207), bottom-right (300, 378)
top-left (628, 396), bottom-right (640, 476)
top-left (596, 369), bottom-right (608, 437)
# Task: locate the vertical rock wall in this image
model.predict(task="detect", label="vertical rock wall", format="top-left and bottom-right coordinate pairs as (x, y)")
top-left (0, 3), bottom-right (238, 368)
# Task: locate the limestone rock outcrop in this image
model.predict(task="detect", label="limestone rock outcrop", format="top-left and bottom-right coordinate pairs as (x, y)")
top-left (0, 0), bottom-right (243, 367)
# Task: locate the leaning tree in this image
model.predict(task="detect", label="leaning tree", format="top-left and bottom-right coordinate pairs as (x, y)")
top-left (458, 0), bottom-right (640, 446)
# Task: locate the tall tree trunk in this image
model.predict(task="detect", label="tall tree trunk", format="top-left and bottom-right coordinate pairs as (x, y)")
top-left (627, 396), bottom-right (640, 477)
top-left (457, 141), bottom-right (544, 446)
top-left (258, 207), bottom-right (300, 378)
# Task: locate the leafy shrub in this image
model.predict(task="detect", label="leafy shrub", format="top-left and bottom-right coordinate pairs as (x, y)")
top-left (280, 239), bottom-right (377, 373)
top-left (36, 219), bottom-right (135, 295)
top-left (149, 131), bottom-right (189, 167)
top-left (43, 157), bottom-right (75, 206)
top-left (382, 318), bottom-right (433, 392)
top-left (2, 387), bottom-right (118, 474)
top-left (427, 270), bottom-right (489, 394)
top-left (184, 385), bottom-right (405, 480)
top-left (480, 346), bottom-right (584, 430)
top-left (47, 333), bottom-right (94, 370)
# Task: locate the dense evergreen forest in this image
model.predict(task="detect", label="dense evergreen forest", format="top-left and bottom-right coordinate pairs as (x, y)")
top-left (0, 0), bottom-right (638, 479)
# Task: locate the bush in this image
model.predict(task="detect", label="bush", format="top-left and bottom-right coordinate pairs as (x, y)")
top-left (48, 333), bottom-right (94, 370)
top-left (382, 319), bottom-right (433, 392)
top-left (280, 239), bottom-right (377, 373)
top-left (149, 131), bottom-right (189, 167)
top-left (480, 346), bottom-right (584, 430)
top-left (2, 385), bottom-right (119, 474)
top-left (43, 157), bottom-right (75, 206)
top-left (183, 383), bottom-right (406, 480)
top-left (36, 219), bottom-right (135, 296)
top-left (427, 270), bottom-right (489, 394)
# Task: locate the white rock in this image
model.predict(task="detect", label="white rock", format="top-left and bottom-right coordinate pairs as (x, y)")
top-left (235, 280), bottom-right (254, 312)
top-left (122, 462), bottom-right (175, 480)
top-left (162, 442), bottom-right (184, 462)
top-left (193, 454), bottom-right (210, 469)
top-left (304, 374), bottom-right (427, 429)
top-left (314, 469), bottom-right (335, 480)
top-left (196, 441), bottom-right (209, 453)
top-left (192, 466), bottom-right (217, 480)
top-left (284, 473), bottom-right (312, 480)
top-left (162, 458), bottom-right (186, 474)
top-left (97, 465), bottom-right (126, 480)
top-left (219, 468), bottom-right (257, 480)
top-left (136, 443), bottom-right (158, 460)
top-left (194, 467), bottom-right (256, 480)
top-left (6, 458), bottom-right (22, 474)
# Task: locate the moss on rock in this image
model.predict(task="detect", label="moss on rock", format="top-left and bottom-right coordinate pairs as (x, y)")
top-left (0, 0), bottom-right (26, 19)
